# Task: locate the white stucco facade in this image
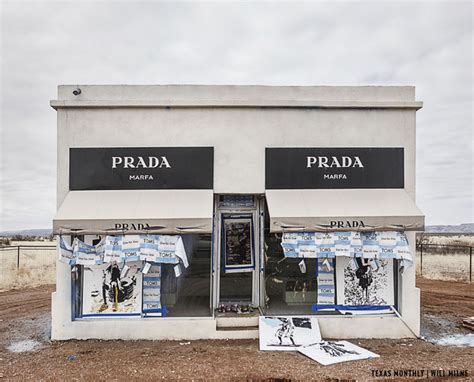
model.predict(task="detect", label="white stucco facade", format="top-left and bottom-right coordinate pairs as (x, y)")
top-left (51, 85), bottom-right (423, 340)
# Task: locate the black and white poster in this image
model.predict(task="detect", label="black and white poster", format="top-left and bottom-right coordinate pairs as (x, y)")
top-left (82, 261), bottom-right (142, 316)
top-left (298, 341), bottom-right (379, 365)
top-left (259, 316), bottom-right (321, 351)
top-left (336, 257), bottom-right (394, 306)
top-left (222, 216), bottom-right (254, 273)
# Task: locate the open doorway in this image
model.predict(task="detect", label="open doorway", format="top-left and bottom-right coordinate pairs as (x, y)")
top-left (214, 195), bottom-right (262, 311)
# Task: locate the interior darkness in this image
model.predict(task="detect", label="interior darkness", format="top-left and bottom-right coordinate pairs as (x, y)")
top-left (162, 234), bottom-right (212, 317)
top-left (264, 232), bottom-right (320, 314)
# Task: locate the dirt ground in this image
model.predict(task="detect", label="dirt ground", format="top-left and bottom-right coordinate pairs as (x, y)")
top-left (0, 278), bottom-right (473, 381)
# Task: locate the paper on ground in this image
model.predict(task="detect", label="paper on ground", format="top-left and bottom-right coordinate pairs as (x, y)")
top-left (259, 316), bottom-right (321, 351)
top-left (298, 340), bottom-right (379, 365)
top-left (338, 308), bottom-right (393, 315)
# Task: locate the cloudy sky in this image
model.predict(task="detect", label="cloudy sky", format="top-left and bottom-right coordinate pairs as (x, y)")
top-left (0, 0), bottom-right (472, 231)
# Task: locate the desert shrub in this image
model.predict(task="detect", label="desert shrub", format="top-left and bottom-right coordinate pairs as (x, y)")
top-left (0, 237), bottom-right (11, 246)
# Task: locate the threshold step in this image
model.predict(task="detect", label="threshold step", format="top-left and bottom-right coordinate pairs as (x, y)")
top-left (216, 314), bottom-right (260, 328)
top-left (216, 325), bottom-right (259, 331)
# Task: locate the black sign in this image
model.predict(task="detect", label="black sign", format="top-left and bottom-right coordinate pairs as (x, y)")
top-left (265, 148), bottom-right (404, 189)
top-left (70, 147), bottom-right (213, 190)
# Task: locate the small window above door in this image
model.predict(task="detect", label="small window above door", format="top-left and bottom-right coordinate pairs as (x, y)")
top-left (218, 195), bottom-right (256, 209)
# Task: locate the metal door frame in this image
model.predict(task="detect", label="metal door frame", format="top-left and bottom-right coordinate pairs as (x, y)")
top-left (212, 195), bottom-right (264, 311)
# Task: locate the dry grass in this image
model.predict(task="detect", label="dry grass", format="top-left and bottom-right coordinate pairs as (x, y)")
top-left (0, 240), bottom-right (56, 291)
top-left (415, 234), bottom-right (473, 283)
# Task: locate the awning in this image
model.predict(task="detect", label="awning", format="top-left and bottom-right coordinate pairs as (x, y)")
top-left (53, 190), bottom-right (214, 235)
top-left (266, 189), bottom-right (424, 232)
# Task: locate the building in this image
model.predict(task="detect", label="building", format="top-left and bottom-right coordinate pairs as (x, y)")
top-left (51, 85), bottom-right (424, 340)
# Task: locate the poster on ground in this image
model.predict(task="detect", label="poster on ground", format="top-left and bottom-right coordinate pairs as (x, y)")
top-left (336, 257), bottom-right (394, 307)
top-left (259, 316), bottom-right (321, 351)
top-left (82, 261), bottom-right (142, 316)
top-left (298, 340), bottom-right (379, 365)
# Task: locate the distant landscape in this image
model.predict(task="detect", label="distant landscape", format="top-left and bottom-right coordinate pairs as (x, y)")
top-left (0, 229), bottom-right (53, 237)
top-left (423, 223), bottom-right (473, 234)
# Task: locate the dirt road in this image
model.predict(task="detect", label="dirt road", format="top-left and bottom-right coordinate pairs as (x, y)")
top-left (0, 279), bottom-right (473, 381)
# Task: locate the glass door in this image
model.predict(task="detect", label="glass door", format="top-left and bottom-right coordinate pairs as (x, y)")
top-left (219, 213), bottom-right (254, 303)
top-left (213, 195), bottom-right (261, 310)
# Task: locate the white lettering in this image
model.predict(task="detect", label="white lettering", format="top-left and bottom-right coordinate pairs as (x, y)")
top-left (353, 156), bottom-right (364, 168)
top-left (323, 174), bottom-right (347, 180)
top-left (136, 157), bottom-right (147, 168)
top-left (341, 156), bottom-right (352, 167)
top-left (112, 156), bottom-right (172, 169)
top-left (319, 157), bottom-right (329, 168)
top-left (159, 156), bottom-right (171, 168)
top-left (330, 157), bottom-right (341, 167)
top-left (112, 157), bottom-right (123, 168)
top-left (129, 174), bottom-right (154, 181)
top-left (306, 155), bottom-right (364, 168)
top-left (307, 156), bottom-right (317, 168)
top-left (149, 156), bottom-right (159, 168)
top-left (124, 157), bottom-right (134, 168)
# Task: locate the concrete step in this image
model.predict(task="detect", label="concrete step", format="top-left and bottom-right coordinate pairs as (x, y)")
top-left (216, 325), bottom-right (259, 331)
top-left (216, 313), bottom-right (259, 328)
top-left (214, 325), bottom-right (259, 339)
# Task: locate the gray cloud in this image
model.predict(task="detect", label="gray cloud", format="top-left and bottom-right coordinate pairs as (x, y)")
top-left (0, 1), bottom-right (472, 230)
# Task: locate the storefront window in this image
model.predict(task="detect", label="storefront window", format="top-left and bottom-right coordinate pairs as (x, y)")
top-left (161, 234), bottom-right (212, 317)
top-left (263, 231), bottom-right (399, 315)
top-left (71, 233), bottom-right (212, 319)
top-left (264, 233), bottom-right (319, 315)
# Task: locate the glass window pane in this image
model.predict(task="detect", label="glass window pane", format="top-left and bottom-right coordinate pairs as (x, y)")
top-left (162, 234), bottom-right (212, 317)
top-left (264, 233), bottom-right (318, 314)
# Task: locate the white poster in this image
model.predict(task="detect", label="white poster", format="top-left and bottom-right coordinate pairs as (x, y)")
top-left (104, 235), bottom-right (122, 263)
top-left (175, 237), bottom-right (189, 268)
top-left (336, 257), bottom-right (394, 306)
top-left (122, 235), bottom-right (141, 262)
top-left (281, 232), bottom-right (298, 258)
top-left (82, 261), bottom-right (142, 316)
top-left (317, 258), bottom-right (335, 306)
top-left (142, 264), bottom-right (163, 317)
top-left (297, 232), bottom-right (317, 258)
top-left (298, 341), bottom-right (379, 365)
top-left (95, 237), bottom-right (106, 259)
top-left (156, 235), bottom-right (181, 264)
top-left (75, 240), bottom-right (102, 266)
top-left (140, 235), bottom-right (158, 262)
top-left (58, 236), bottom-right (75, 265)
top-left (259, 316), bottom-right (321, 351)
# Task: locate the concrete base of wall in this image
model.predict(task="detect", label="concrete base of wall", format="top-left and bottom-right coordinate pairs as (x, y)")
top-left (51, 292), bottom-right (419, 341)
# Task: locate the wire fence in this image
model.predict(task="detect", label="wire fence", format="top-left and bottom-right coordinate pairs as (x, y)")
top-left (0, 243), bottom-right (472, 289)
top-left (416, 243), bottom-right (473, 283)
top-left (0, 245), bottom-right (56, 290)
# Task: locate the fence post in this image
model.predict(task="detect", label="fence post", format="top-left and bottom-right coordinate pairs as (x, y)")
top-left (470, 246), bottom-right (472, 283)
top-left (420, 244), bottom-right (423, 276)
top-left (17, 246), bottom-right (20, 269)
